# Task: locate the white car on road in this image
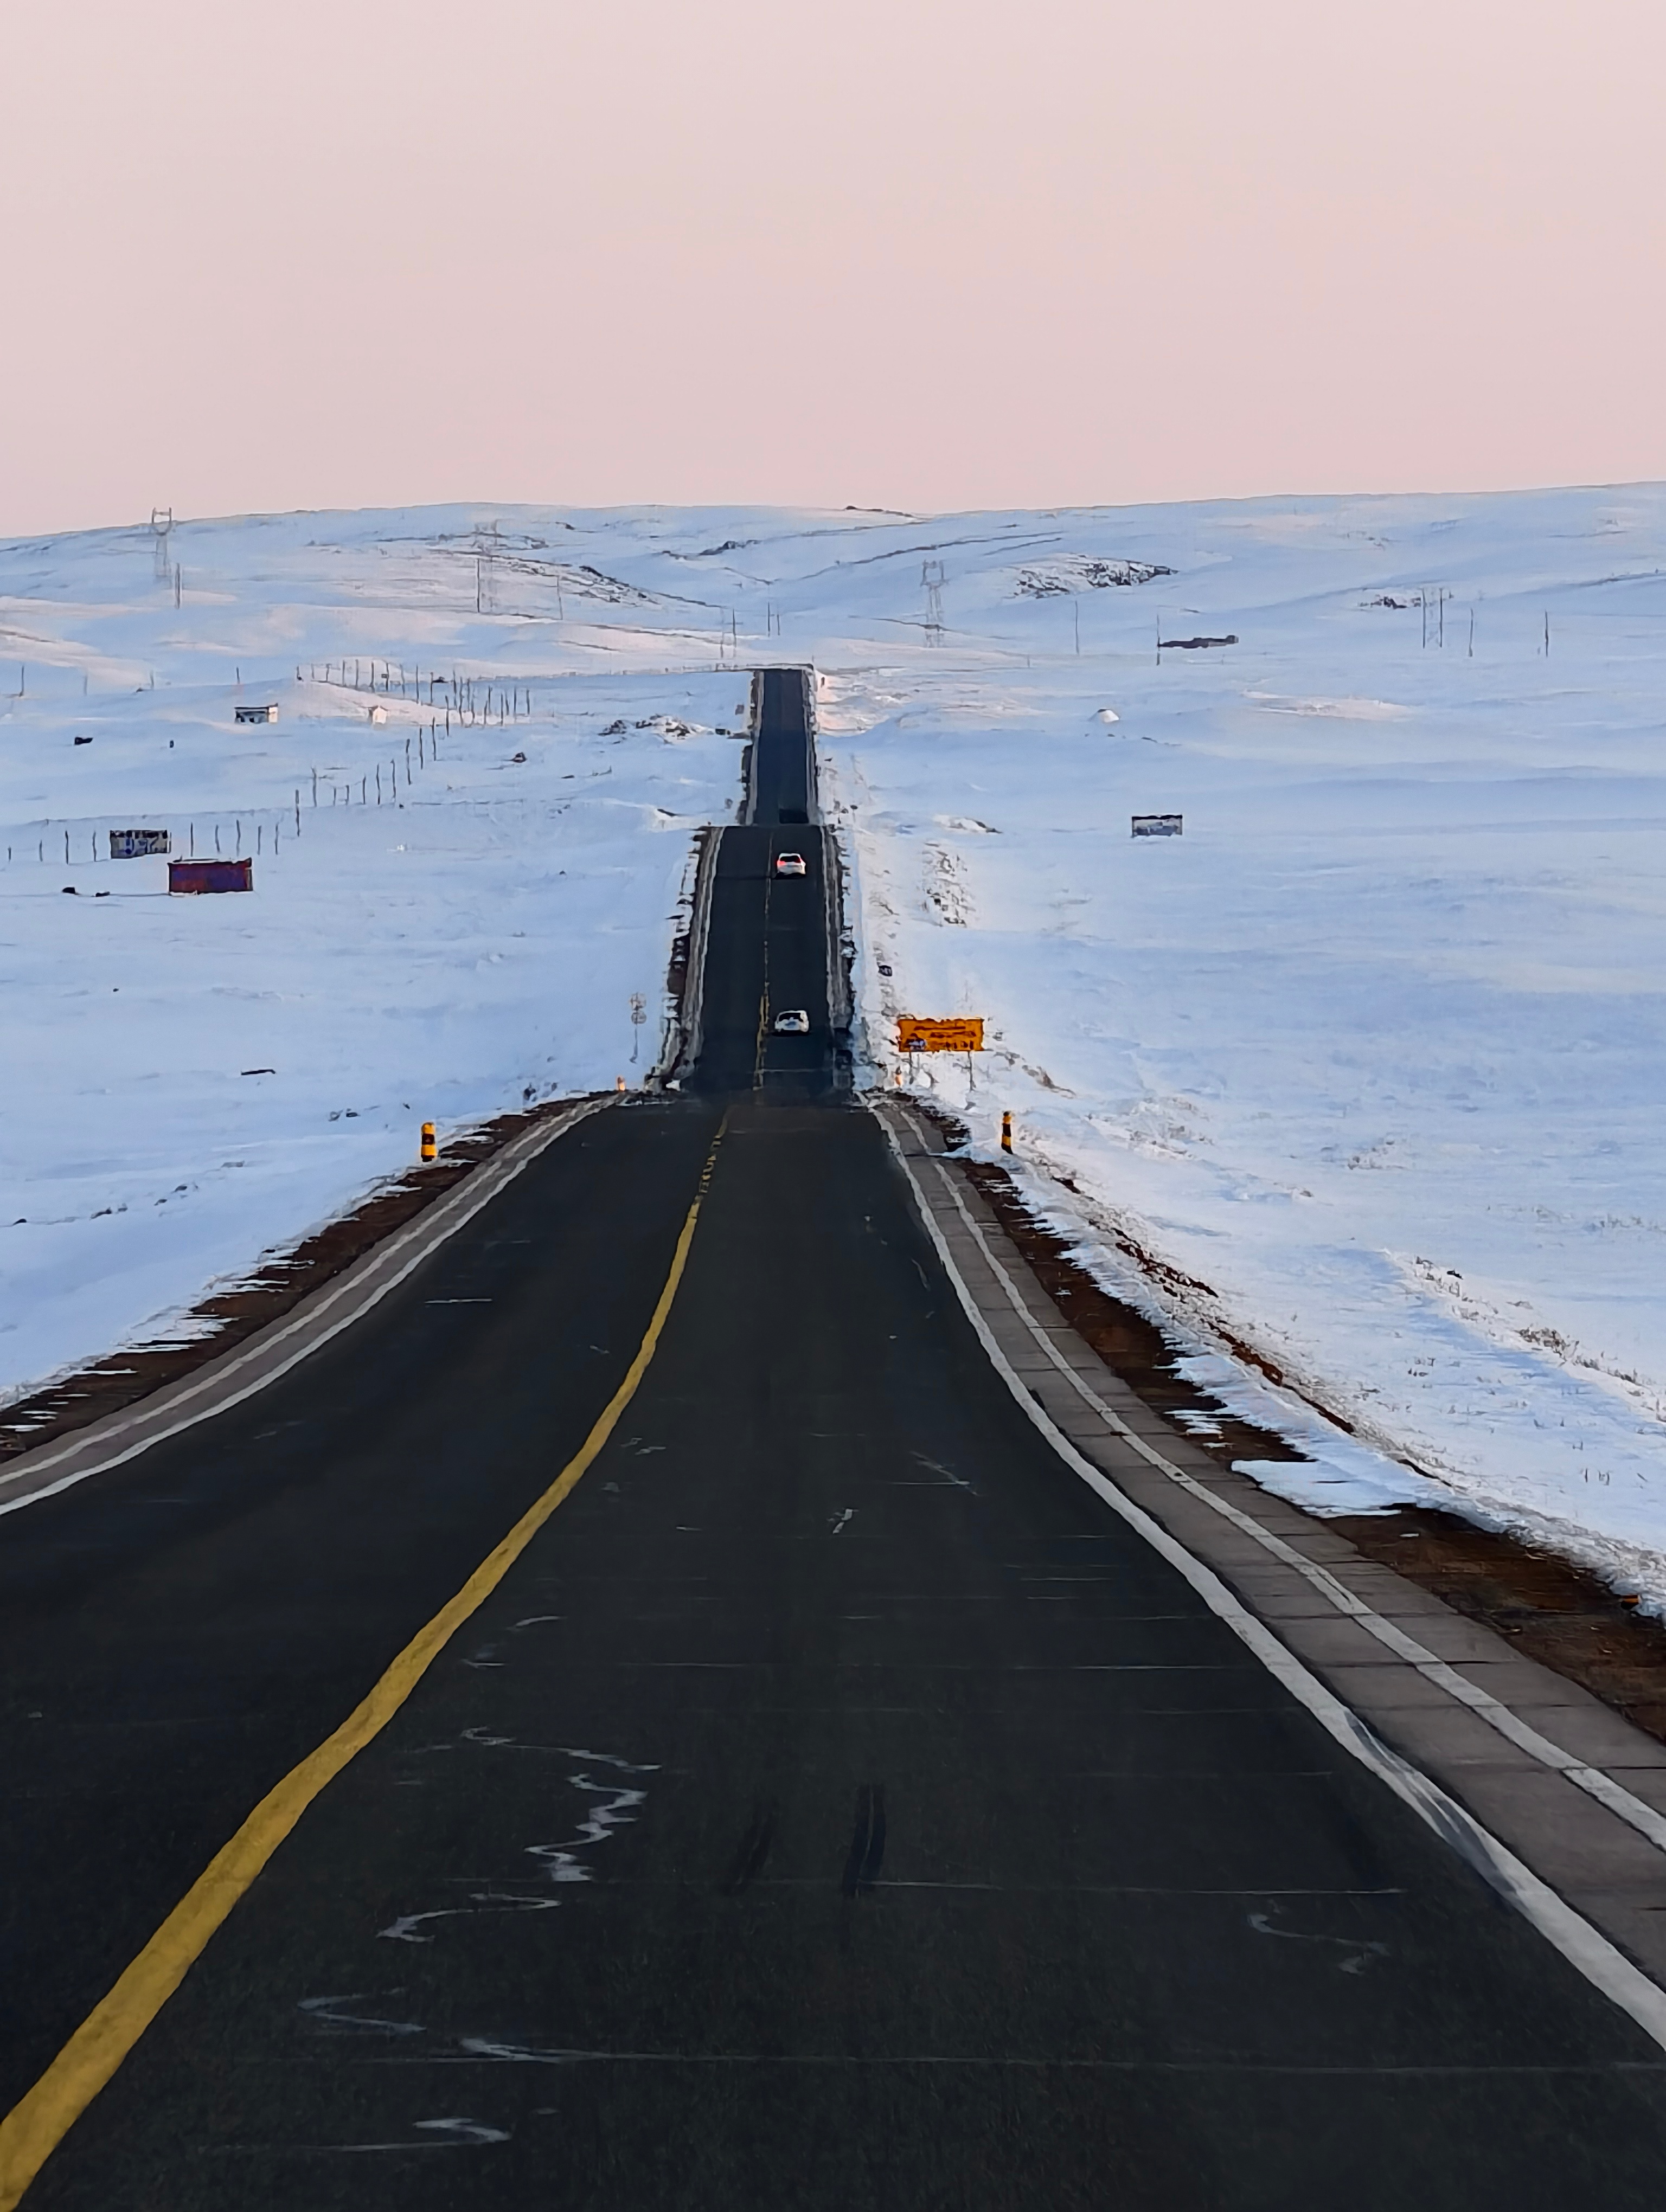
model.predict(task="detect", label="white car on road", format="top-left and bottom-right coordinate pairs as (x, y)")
top-left (773, 852), bottom-right (808, 878)
top-left (771, 1008), bottom-right (811, 1034)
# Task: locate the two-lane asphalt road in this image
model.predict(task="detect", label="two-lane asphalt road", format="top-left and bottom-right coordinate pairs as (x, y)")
top-left (4, 671), bottom-right (1666, 2208)
top-left (691, 668), bottom-right (839, 1097)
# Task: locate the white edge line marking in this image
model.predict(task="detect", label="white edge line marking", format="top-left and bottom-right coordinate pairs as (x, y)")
top-left (874, 1107), bottom-right (1666, 2055)
top-left (914, 1130), bottom-right (1666, 1862)
top-left (0, 1099), bottom-right (610, 1519)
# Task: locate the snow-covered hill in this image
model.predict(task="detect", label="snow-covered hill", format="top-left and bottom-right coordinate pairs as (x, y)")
top-left (4, 491), bottom-right (1665, 1598)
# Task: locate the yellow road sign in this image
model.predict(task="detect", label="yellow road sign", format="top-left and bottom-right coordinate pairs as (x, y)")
top-left (898, 1017), bottom-right (985, 1053)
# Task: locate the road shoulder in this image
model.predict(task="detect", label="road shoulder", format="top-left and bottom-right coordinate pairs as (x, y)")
top-left (877, 1094), bottom-right (1666, 1999)
top-left (0, 1096), bottom-right (613, 1520)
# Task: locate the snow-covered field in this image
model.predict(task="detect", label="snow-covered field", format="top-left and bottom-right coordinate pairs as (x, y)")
top-left (5, 490), bottom-right (1665, 1603)
top-left (808, 490), bottom-right (1666, 1600)
top-left (0, 510), bottom-right (749, 1406)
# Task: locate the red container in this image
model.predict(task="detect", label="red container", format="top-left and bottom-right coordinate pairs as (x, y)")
top-left (168, 858), bottom-right (253, 895)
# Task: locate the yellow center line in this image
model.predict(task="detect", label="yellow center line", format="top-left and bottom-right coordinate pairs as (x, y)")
top-left (753, 840), bottom-right (776, 1089)
top-left (0, 1109), bottom-right (729, 2211)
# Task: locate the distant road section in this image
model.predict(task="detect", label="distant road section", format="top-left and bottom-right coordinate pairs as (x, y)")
top-left (690, 666), bottom-right (841, 1098)
top-left (744, 666), bottom-right (816, 828)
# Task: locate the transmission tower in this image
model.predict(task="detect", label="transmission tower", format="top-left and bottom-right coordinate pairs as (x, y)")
top-left (922, 560), bottom-right (945, 645)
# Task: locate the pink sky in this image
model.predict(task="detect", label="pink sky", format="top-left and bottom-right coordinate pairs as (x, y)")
top-left (3, 0), bottom-right (1663, 535)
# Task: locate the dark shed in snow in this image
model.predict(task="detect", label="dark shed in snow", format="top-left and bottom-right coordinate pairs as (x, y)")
top-left (168, 858), bottom-right (253, 894)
